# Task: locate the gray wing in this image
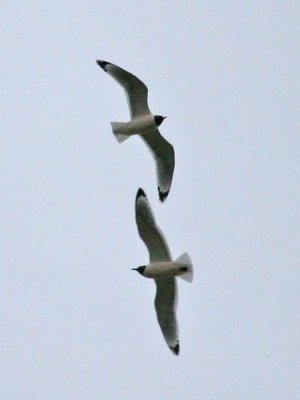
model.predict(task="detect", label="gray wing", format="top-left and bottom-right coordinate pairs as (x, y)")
top-left (135, 188), bottom-right (171, 263)
top-left (141, 130), bottom-right (175, 202)
top-left (155, 278), bottom-right (179, 355)
top-left (96, 60), bottom-right (150, 118)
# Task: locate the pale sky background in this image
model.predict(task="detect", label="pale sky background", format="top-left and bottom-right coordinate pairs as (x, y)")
top-left (1, 2), bottom-right (300, 399)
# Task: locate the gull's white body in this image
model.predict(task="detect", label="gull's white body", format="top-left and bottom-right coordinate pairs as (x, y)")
top-left (134, 188), bottom-right (194, 355)
top-left (96, 60), bottom-right (175, 202)
top-left (143, 261), bottom-right (191, 279)
top-left (112, 114), bottom-right (157, 136)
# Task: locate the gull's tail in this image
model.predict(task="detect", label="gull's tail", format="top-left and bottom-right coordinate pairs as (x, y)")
top-left (176, 252), bottom-right (193, 282)
top-left (110, 122), bottom-right (130, 143)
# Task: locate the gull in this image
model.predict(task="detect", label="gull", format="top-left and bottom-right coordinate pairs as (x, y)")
top-left (96, 60), bottom-right (175, 202)
top-left (132, 188), bottom-right (193, 355)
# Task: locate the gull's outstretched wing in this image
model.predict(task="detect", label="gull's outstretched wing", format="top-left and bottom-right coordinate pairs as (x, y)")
top-left (135, 188), bottom-right (171, 263)
top-left (155, 277), bottom-right (179, 355)
top-left (142, 130), bottom-right (175, 202)
top-left (96, 60), bottom-right (150, 118)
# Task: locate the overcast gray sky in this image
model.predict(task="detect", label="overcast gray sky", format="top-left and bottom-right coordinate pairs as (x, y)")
top-left (1, 1), bottom-right (300, 399)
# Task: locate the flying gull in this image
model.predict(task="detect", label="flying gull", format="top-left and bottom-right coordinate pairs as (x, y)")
top-left (96, 60), bottom-right (175, 202)
top-left (132, 188), bottom-right (193, 355)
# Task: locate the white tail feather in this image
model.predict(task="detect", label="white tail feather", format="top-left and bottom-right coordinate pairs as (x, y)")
top-left (110, 122), bottom-right (130, 143)
top-left (176, 252), bottom-right (193, 282)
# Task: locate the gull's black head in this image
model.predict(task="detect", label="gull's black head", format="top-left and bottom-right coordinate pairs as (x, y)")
top-left (131, 265), bottom-right (146, 275)
top-left (154, 115), bottom-right (167, 126)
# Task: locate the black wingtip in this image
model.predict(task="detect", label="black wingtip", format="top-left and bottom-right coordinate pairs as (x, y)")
top-left (96, 60), bottom-right (110, 71)
top-left (136, 188), bottom-right (146, 200)
top-left (170, 343), bottom-right (180, 355)
top-left (158, 187), bottom-right (169, 202)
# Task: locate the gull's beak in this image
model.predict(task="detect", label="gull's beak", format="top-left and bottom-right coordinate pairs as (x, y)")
top-left (163, 116), bottom-right (167, 119)
top-left (131, 268), bottom-right (138, 271)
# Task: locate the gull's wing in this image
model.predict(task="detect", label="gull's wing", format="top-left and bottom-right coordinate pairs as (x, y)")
top-left (141, 130), bottom-right (175, 202)
top-left (135, 188), bottom-right (171, 263)
top-left (96, 60), bottom-right (150, 118)
top-left (155, 277), bottom-right (179, 355)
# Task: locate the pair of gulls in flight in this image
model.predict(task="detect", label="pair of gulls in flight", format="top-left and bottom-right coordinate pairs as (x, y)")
top-left (97, 60), bottom-right (193, 355)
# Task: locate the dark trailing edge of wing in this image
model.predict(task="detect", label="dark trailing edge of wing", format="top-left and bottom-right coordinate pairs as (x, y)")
top-left (158, 187), bottom-right (169, 202)
top-left (170, 343), bottom-right (180, 355)
top-left (96, 60), bottom-right (110, 72)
